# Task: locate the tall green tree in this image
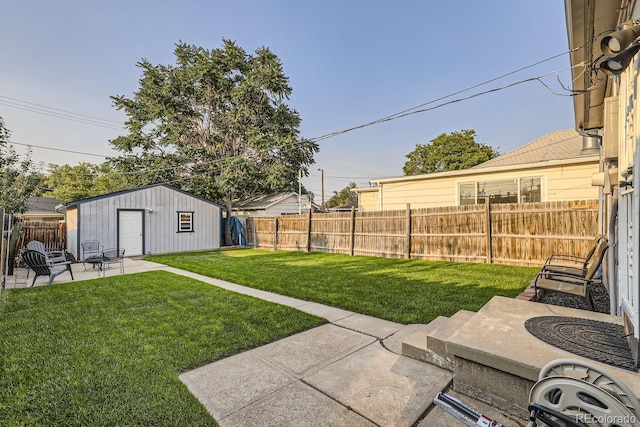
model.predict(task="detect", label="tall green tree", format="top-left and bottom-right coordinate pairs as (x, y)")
top-left (110, 40), bottom-right (318, 245)
top-left (44, 162), bottom-right (132, 202)
top-left (326, 182), bottom-right (358, 208)
top-left (0, 117), bottom-right (40, 214)
top-left (403, 130), bottom-right (499, 175)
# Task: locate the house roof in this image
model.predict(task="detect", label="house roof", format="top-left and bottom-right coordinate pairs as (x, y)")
top-left (25, 197), bottom-right (65, 216)
top-left (60, 183), bottom-right (224, 209)
top-left (472, 129), bottom-right (587, 169)
top-left (233, 192), bottom-right (298, 210)
top-left (357, 129), bottom-right (599, 190)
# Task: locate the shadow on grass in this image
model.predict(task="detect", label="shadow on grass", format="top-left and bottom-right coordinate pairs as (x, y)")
top-left (148, 249), bottom-right (539, 324)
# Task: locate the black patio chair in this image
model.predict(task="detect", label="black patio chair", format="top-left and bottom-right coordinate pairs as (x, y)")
top-left (22, 250), bottom-right (74, 286)
top-left (100, 248), bottom-right (125, 277)
top-left (81, 240), bottom-right (103, 271)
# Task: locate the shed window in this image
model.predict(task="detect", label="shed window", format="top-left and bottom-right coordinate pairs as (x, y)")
top-left (177, 211), bottom-right (194, 232)
top-left (459, 177), bottom-right (541, 205)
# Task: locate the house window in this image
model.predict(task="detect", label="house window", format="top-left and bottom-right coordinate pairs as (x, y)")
top-left (177, 211), bottom-right (194, 232)
top-left (459, 177), bottom-right (541, 205)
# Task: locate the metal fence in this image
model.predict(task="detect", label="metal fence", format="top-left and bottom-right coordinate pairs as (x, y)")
top-left (245, 199), bottom-right (599, 266)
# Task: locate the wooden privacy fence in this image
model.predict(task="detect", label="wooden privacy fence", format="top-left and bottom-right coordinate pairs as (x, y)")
top-left (245, 199), bottom-right (599, 266)
top-left (17, 220), bottom-right (66, 252)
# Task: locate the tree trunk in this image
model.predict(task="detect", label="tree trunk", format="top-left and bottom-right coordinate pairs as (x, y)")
top-left (224, 200), bottom-right (233, 246)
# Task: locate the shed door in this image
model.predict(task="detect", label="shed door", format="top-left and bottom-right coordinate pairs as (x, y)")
top-left (119, 210), bottom-right (143, 256)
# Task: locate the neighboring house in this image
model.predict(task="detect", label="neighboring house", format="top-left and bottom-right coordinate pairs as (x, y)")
top-left (22, 197), bottom-right (65, 222)
top-left (354, 129), bottom-right (599, 211)
top-left (232, 192), bottom-right (317, 217)
top-left (327, 203), bottom-right (358, 213)
top-left (565, 0), bottom-right (640, 365)
top-left (58, 184), bottom-right (222, 259)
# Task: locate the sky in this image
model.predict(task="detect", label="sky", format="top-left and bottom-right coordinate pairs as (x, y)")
top-left (0, 1), bottom-right (576, 201)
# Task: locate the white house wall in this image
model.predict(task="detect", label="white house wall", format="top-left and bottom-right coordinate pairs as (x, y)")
top-left (358, 161), bottom-right (599, 211)
top-left (234, 195), bottom-right (304, 217)
top-left (70, 186), bottom-right (220, 258)
top-left (264, 195), bottom-right (301, 215)
top-left (616, 5), bottom-right (640, 346)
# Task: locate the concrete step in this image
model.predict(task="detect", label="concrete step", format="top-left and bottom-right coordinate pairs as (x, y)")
top-left (401, 316), bottom-right (448, 363)
top-left (444, 296), bottom-right (640, 419)
top-left (382, 323), bottom-right (434, 355)
top-left (402, 310), bottom-right (475, 371)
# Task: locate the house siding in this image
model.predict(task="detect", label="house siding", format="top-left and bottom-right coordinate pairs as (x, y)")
top-left (235, 194), bottom-right (304, 217)
top-left (66, 185), bottom-right (221, 258)
top-left (66, 206), bottom-right (79, 257)
top-left (358, 161), bottom-right (599, 211)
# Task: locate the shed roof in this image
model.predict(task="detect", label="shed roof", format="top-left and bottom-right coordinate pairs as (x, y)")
top-left (60, 184), bottom-right (223, 209)
top-left (472, 129), bottom-right (586, 169)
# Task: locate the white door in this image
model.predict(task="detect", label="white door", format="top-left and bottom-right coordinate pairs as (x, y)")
top-left (119, 210), bottom-right (143, 256)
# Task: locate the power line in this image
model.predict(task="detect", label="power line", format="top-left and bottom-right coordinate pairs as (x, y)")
top-left (10, 141), bottom-right (112, 158)
top-left (0, 97), bottom-right (124, 131)
top-left (1, 53), bottom-right (594, 180)
top-left (0, 95), bottom-right (122, 125)
top-left (311, 65), bottom-right (587, 143)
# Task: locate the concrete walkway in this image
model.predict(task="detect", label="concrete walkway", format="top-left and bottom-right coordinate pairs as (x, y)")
top-left (4, 258), bottom-right (453, 426)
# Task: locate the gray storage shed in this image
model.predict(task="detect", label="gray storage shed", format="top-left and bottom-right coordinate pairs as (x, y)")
top-left (60, 184), bottom-right (222, 259)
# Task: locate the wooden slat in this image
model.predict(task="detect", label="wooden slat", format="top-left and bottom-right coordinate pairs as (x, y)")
top-left (244, 199), bottom-right (599, 266)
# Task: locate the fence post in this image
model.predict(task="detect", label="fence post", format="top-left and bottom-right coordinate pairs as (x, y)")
top-left (273, 217), bottom-right (279, 251)
top-left (349, 207), bottom-right (356, 256)
top-left (405, 203), bottom-right (411, 259)
top-left (485, 198), bottom-right (493, 264)
top-left (1, 210), bottom-right (5, 285)
top-left (306, 210), bottom-right (312, 252)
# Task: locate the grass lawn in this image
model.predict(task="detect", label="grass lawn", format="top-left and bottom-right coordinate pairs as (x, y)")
top-left (148, 249), bottom-right (539, 324)
top-left (0, 270), bottom-right (325, 426)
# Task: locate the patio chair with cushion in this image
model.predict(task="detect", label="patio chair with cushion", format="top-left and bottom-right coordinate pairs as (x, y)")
top-left (100, 248), bottom-right (125, 277)
top-left (533, 239), bottom-right (609, 310)
top-left (541, 236), bottom-right (607, 278)
top-left (22, 250), bottom-right (74, 286)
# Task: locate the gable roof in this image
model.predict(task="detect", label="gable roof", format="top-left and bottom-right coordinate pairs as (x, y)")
top-left (472, 129), bottom-right (586, 169)
top-left (25, 197), bottom-right (65, 215)
top-left (360, 129), bottom-right (599, 189)
top-left (233, 192), bottom-right (299, 210)
top-left (60, 184), bottom-right (223, 209)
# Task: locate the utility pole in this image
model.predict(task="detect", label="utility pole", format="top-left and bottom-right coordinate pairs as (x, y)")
top-left (318, 168), bottom-right (325, 211)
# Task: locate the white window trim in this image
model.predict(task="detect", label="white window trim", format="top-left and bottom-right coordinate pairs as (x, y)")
top-left (177, 211), bottom-right (194, 233)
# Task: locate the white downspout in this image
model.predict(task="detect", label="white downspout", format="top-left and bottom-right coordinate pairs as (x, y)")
top-left (608, 186), bottom-right (619, 316)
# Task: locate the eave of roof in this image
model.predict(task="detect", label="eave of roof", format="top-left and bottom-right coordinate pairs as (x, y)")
top-left (564, 0), bottom-right (623, 131)
top-left (60, 183), bottom-right (224, 209)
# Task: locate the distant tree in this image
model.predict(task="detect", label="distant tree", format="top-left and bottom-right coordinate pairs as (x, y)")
top-left (0, 117), bottom-right (40, 214)
top-left (110, 39), bottom-right (317, 245)
top-left (326, 182), bottom-right (358, 208)
top-left (403, 130), bottom-right (499, 175)
top-left (43, 162), bottom-right (132, 202)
